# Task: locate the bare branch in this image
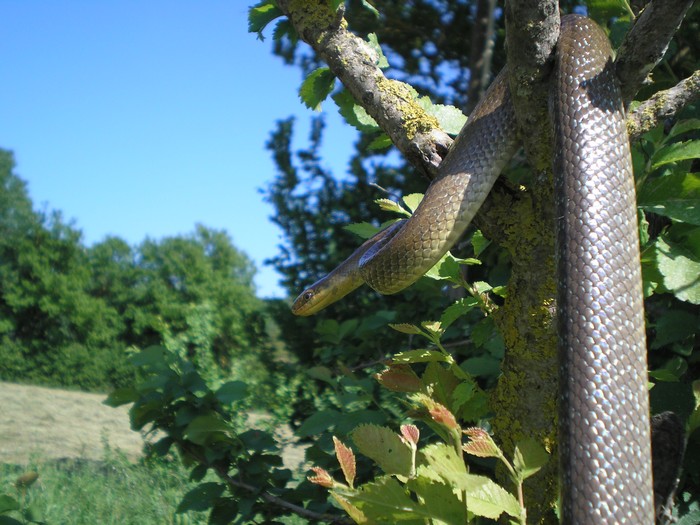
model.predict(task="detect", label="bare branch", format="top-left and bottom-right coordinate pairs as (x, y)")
top-left (503, 0), bottom-right (560, 171)
top-left (627, 70), bottom-right (700, 140)
top-left (276, 0), bottom-right (452, 179)
top-left (466, 0), bottom-right (498, 113)
top-left (615, 0), bottom-right (695, 104)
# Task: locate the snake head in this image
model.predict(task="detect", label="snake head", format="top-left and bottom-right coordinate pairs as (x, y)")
top-left (291, 287), bottom-right (324, 316)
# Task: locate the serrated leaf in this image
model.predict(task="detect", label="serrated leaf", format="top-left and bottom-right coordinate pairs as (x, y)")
top-left (366, 33), bottom-right (388, 67)
top-left (331, 493), bottom-right (369, 523)
top-left (463, 427), bottom-right (502, 459)
top-left (333, 89), bottom-right (380, 132)
top-left (299, 67), bottom-right (336, 111)
top-left (215, 380), bottom-right (248, 405)
top-left (424, 103), bottom-right (467, 135)
top-left (513, 437), bottom-right (549, 481)
top-left (651, 140), bottom-right (700, 171)
top-left (176, 482), bottom-right (226, 513)
top-left (391, 348), bottom-right (447, 364)
top-left (638, 172), bottom-right (700, 225)
top-left (375, 364), bottom-right (422, 392)
top-left (389, 323), bottom-right (424, 335)
top-left (465, 475), bottom-right (522, 519)
top-left (406, 477), bottom-right (468, 524)
top-left (654, 236), bottom-right (700, 304)
top-left (334, 476), bottom-right (423, 521)
top-left (248, 1), bottom-right (284, 39)
top-left (440, 297), bottom-right (479, 330)
top-left (402, 193), bottom-right (424, 212)
top-left (418, 443), bottom-right (468, 487)
top-left (376, 198), bottom-right (411, 217)
top-left (351, 424), bottom-right (413, 477)
top-left (333, 437), bottom-right (356, 488)
top-left (344, 221), bottom-right (381, 239)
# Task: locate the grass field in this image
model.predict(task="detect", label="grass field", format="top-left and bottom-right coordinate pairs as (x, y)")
top-left (0, 382), bottom-right (307, 524)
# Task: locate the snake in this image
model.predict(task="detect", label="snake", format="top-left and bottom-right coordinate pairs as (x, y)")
top-left (292, 14), bottom-right (654, 524)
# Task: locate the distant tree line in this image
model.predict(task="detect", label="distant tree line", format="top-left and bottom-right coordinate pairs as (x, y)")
top-left (0, 148), bottom-right (270, 390)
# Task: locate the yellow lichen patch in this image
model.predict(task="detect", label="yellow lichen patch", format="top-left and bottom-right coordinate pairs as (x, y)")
top-left (286, 0), bottom-right (340, 41)
top-left (376, 77), bottom-right (440, 140)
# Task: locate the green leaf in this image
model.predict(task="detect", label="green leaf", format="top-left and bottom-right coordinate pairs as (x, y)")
top-left (389, 323), bottom-right (424, 335)
top-left (0, 517), bottom-right (23, 525)
top-left (103, 387), bottom-right (138, 407)
top-left (418, 443), bottom-right (468, 487)
top-left (366, 33), bottom-right (388, 67)
top-left (299, 67), bottom-right (336, 111)
top-left (376, 198), bottom-right (412, 217)
top-left (654, 236), bottom-right (700, 304)
top-left (471, 230), bottom-right (490, 257)
top-left (391, 348), bottom-right (447, 364)
top-left (423, 103), bottom-right (467, 135)
top-left (668, 118), bottom-right (700, 139)
top-left (586, 0), bottom-right (634, 19)
top-left (440, 297), bottom-right (479, 330)
top-left (649, 356), bottom-right (688, 382)
top-left (352, 424), bottom-right (413, 477)
top-left (183, 415), bottom-right (233, 445)
top-left (638, 172), bottom-right (700, 225)
top-left (208, 498), bottom-right (239, 525)
top-left (333, 89), bottom-right (380, 133)
top-left (513, 437), bottom-right (549, 481)
top-left (651, 140), bottom-right (700, 171)
top-left (344, 221), bottom-right (380, 239)
top-left (176, 482), bottom-right (226, 513)
top-left (651, 309), bottom-right (698, 348)
top-left (368, 134), bottom-right (393, 150)
top-left (406, 477), bottom-right (468, 524)
top-left (0, 495), bottom-right (20, 514)
top-left (248, 1), bottom-right (284, 39)
top-left (361, 0), bottom-right (380, 18)
top-left (296, 409), bottom-right (342, 437)
top-left (464, 475), bottom-right (522, 520)
top-left (402, 193), bottom-right (424, 213)
top-left (334, 476), bottom-right (424, 521)
top-left (214, 381), bottom-right (248, 405)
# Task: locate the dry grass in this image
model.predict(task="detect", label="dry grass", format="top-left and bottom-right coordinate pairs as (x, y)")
top-left (0, 381), bottom-right (307, 471)
top-left (0, 382), bottom-right (146, 464)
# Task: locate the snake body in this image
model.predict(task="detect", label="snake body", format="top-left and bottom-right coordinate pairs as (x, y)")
top-left (293, 15), bottom-right (654, 523)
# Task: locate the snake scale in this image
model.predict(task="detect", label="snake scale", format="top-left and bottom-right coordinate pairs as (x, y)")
top-left (292, 14), bottom-right (654, 524)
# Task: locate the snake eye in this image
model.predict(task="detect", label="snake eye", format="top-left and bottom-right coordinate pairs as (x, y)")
top-left (303, 290), bottom-right (314, 302)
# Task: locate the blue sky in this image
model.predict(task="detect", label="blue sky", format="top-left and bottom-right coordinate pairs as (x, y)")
top-left (0, 1), bottom-right (357, 298)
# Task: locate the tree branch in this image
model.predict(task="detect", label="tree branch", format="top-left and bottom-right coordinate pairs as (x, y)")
top-left (627, 70), bottom-right (700, 140)
top-left (503, 0), bottom-right (560, 171)
top-left (276, 0), bottom-right (452, 179)
top-left (615, 0), bottom-right (695, 104)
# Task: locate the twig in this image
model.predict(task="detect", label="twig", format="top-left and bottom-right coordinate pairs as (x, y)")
top-left (627, 71), bottom-right (700, 140)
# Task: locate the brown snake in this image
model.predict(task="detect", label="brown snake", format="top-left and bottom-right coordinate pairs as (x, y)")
top-left (293, 14), bottom-right (654, 524)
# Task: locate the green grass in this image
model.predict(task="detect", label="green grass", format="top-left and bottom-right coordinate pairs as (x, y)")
top-left (0, 448), bottom-right (208, 525)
